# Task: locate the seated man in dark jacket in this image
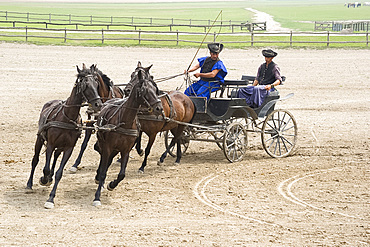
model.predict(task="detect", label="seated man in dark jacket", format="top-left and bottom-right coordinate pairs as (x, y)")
top-left (237, 49), bottom-right (282, 108)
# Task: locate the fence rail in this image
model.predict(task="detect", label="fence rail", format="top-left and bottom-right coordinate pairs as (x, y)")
top-left (0, 27), bottom-right (368, 47)
top-left (0, 10), bottom-right (248, 26)
top-left (0, 20), bottom-right (266, 33)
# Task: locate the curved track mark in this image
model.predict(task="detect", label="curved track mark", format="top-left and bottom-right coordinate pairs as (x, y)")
top-left (194, 174), bottom-right (280, 227)
top-left (278, 168), bottom-right (364, 220)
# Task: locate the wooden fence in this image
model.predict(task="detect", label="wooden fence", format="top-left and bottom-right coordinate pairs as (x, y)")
top-left (0, 10), bottom-right (266, 32)
top-left (315, 21), bottom-right (370, 32)
top-left (0, 20), bottom-right (266, 33)
top-left (0, 27), bottom-right (368, 47)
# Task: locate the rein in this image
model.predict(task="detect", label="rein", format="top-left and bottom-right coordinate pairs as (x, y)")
top-left (154, 73), bottom-right (184, 83)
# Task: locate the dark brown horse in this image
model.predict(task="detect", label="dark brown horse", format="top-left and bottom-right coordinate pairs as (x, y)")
top-left (134, 91), bottom-right (196, 173)
top-left (26, 64), bottom-right (103, 209)
top-left (93, 63), bottom-right (162, 206)
top-left (69, 64), bottom-right (124, 173)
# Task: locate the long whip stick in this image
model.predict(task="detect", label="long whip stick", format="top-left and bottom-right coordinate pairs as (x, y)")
top-left (186, 10), bottom-right (223, 71)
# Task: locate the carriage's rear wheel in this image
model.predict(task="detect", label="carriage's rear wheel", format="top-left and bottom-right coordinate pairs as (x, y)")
top-left (223, 122), bottom-right (248, 163)
top-left (164, 127), bottom-right (191, 157)
top-left (261, 109), bottom-right (297, 158)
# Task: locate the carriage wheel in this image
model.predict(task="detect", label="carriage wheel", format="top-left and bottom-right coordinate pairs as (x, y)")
top-left (164, 127), bottom-right (191, 157)
top-left (223, 122), bottom-right (248, 163)
top-left (261, 109), bottom-right (297, 158)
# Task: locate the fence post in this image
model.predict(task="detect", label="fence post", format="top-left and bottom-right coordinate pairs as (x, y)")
top-left (290, 31), bottom-right (292, 47)
top-left (213, 32), bottom-right (216, 42)
top-left (111, 16), bottom-right (113, 24)
top-left (76, 24), bottom-right (78, 30)
top-left (69, 14), bottom-right (71, 24)
top-left (49, 13), bottom-right (51, 22)
top-left (13, 21), bottom-right (15, 28)
top-left (139, 29), bottom-right (141, 44)
top-left (64, 28), bottom-right (67, 43)
top-left (90, 15), bottom-right (93, 24)
top-left (251, 31), bottom-right (254, 47)
top-left (176, 30), bottom-right (179, 46)
top-left (367, 32), bottom-right (369, 47)
top-left (131, 17), bottom-right (134, 25)
top-left (27, 12), bottom-right (29, 22)
top-left (102, 29), bottom-right (104, 44)
top-left (26, 26), bottom-right (28, 42)
top-left (327, 31), bottom-right (330, 47)
top-left (5, 11), bottom-right (7, 20)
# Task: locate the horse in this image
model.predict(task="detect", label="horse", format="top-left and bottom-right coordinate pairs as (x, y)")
top-left (134, 91), bottom-right (196, 173)
top-left (26, 64), bottom-right (103, 209)
top-left (93, 62), bottom-right (163, 206)
top-left (69, 64), bottom-right (124, 173)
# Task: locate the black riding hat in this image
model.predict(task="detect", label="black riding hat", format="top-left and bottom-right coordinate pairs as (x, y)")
top-left (208, 43), bottom-right (224, 53)
top-left (262, 49), bottom-right (277, 57)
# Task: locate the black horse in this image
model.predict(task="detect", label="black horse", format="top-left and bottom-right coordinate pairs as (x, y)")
top-left (26, 64), bottom-right (103, 209)
top-left (93, 62), bottom-right (162, 206)
top-left (69, 65), bottom-right (124, 173)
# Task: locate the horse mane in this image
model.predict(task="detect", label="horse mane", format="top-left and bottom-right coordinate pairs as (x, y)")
top-left (94, 67), bottom-right (114, 89)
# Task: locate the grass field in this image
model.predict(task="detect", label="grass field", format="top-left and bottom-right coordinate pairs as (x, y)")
top-left (0, 0), bottom-right (369, 48)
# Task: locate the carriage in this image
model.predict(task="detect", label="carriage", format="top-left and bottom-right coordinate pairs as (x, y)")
top-left (163, 75), bottom-right (298, 162)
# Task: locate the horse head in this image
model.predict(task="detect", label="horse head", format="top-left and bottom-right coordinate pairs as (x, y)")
top-left (124, 61), bottom-right (157, 97)
top-left (128, 62), bottom-right (162, 114)
top-left (76, 64), bottom-right (103, 112)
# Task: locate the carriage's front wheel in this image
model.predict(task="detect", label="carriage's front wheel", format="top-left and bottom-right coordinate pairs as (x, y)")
top-left (261, 109), bottom-right (298, 158)
top-left (164, 127), bottom-right (191, 157)
top-left (223, 122), bottom-right (248, 163)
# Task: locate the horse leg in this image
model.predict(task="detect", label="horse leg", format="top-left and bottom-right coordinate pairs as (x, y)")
top-left (69, 128), bottom-right (93, 173)
top-left (26, 135), bottom-right (44, 191)
top-left (47, 148), bottom-right (62, 185)
top-left (95, 150), bottom-right (118, 184)
top-left (107, 153), bottom-right (129, 191)
top-left (174, 127), bottom-right (185, 165)
top-left (135, 131), bottom-right (144, 156)
top-left (175, 138), bottom-right (182, 165)
top-left (40, 145), bottom-right (54, 186)
top-left (44, 147), bottom-right (73, 209)
top-left (93, 150), bottom-right (111, 206)
top-left (158, 137), bottom-right (177, 165)
top-left (138, 133), bottom-right (156, 173)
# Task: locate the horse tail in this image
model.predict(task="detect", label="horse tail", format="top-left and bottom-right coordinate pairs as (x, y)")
top-left (189, 101), bottom-right (197, 124)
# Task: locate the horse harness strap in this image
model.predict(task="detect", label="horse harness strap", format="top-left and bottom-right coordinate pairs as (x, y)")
top-left (97, 124), bottom-right (139, 137)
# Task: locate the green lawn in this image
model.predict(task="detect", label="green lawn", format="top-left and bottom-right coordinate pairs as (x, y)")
top-left (0, 1), bottom-right (369, 48)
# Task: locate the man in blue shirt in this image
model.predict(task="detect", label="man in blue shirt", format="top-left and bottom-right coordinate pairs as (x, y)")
top-left (184, 43), bottom-right (228, 99)
top-left (237, 49), bottom-right (282, 108)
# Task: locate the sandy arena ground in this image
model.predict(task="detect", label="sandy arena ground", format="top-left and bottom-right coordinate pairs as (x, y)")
top-left (0, 43), bottom-right (369, 246)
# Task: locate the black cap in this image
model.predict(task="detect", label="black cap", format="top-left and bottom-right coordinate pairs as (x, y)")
top-left (262, 49), bottom-right (277, 57)
top-left (207, 43), bottom-right (224, 53)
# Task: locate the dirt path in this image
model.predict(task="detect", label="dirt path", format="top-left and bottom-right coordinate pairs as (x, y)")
top-left (0, 43), bottom-right (369, 246)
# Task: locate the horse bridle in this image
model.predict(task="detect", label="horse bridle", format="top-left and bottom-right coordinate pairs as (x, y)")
top-left (76, 74), bottom-right (101, 104)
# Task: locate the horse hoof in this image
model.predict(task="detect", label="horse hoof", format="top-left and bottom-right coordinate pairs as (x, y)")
top-left (44, 201), bottom-right (54, 209)
top-left (107, 182), bottom-right (114, 191)
top-left (39, 177), bottom-right (52, 186)
top-left (25, 187), bottom-right (34, 194)
top-left (68, 167), bottom-right (78, 173)
top-left (95, 179), bottom-right (99, 184)
top-left (138, 169), bottom-right (144, 174)
top-left (157, 160), bottom-right (163, 166)
top-left (93, 200), bottom-right (101, 207)
top-left (174, 162), bottom-right (180, 166)
top-left (138, 150), bottom-right (144, 157)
